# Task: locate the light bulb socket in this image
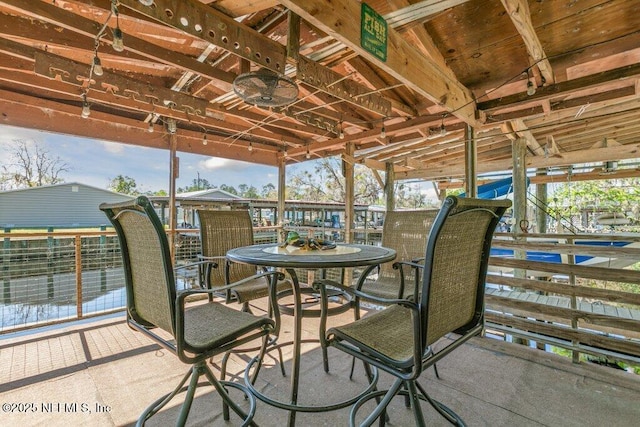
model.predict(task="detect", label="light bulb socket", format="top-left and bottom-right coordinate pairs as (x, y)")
top-left (92, 55), bottom-right (103, 76)
top-left (112, 27), bottom-right (124, 52)
top-left (439, 123), bottom-right (447, 136)
top-left (81, 100), bottom-right (91, 119)
top-left (166, 118), bottom-right (177, 134)
top-left (526, 80), bottom-right (536, 96)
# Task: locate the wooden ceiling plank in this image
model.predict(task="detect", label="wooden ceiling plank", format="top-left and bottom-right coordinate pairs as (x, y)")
top-left (0, 0), bottom-right (237, 89)
top-left (500, 0), bottom-right (554, 84)
top-left (479, 62), bottom-right (640, 115)
top-left (280, 0), bottom-right (478, 126)
top-left (0, 88), bottom-right (280, 165)
top-left (207, 0), bottom-right (279, 18)
top-left (385, 0), bottom-right (459, 83)
top-left (399, 141), bottom-right (640, 181)
top-left (120, 0), bottom-right (394, 117)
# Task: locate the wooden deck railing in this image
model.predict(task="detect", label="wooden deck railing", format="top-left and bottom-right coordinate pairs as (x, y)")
top-left (486, 232), bottom-right (640, 366)
top-left (2, 228), bottom-right (640, 368)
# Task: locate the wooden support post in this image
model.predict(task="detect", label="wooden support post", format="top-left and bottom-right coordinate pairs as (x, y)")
top-left (464, 124), bottom-right (477, 197)
top-left (277, 155), bottom-right (286, 242)
top-left (384, 162), bottom-right (395, 211)
top-left (512, 137), bottom-right (528, 266)
top-left (535, 168), bottom-right (547, 233)
top-left (344, 143), bottom-right (355, 286)
top-left (168, 129), bottom-right (178, 262)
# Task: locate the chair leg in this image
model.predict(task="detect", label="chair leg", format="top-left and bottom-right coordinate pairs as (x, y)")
top-left (406, 381), bottom-right (426, 427)
top-left (352, 378), bottom-right (404, 427)
top-left (201, 362), bottom-right (258, 427)
top-left (415, 381), bottom-right (466, 426)
top-left (137, 369), bottom-right (192, 426)
top-left (136, 361), bottom-right (256, 427)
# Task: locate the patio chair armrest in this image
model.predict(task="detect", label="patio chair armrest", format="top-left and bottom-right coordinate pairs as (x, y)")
top-left (353, 263), bottom-right (382, 291)
top-left (196, 254), bottom-right (226, 267)
top-left (179, 269), bottom-right (285, 297)
top-left (393, 260), bottom-right (424, 270)
top-left (175, 259), bottom-right (214, 269)
top-left (314, 279), bottom-right (418, 309)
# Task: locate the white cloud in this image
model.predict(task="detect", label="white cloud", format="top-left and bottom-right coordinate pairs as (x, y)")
top-left (199, 157), bottom-right (245, 170)
top-left (100, 141), bottom-right (125, 154)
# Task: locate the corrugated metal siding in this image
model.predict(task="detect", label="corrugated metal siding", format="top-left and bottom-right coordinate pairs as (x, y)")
top-left (0, 183), bottom-right (133, 228)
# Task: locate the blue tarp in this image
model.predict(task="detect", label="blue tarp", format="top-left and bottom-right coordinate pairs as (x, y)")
top-left (460, 177), bottom-right (530, 199)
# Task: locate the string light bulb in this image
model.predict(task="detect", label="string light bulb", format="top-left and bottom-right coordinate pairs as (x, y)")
top-left (92, 55), bottom-right (103, 76)
top-left (525, 68), bottom-right (536, 96)
top-left (306, 145), bottom-right (311, 159)
top-left (111, 2), bottom-right (124, 52)
top-left (139, 0), bottom-right (154, 5)
top-left (527, 80), bottom-right (536, 96)
top-left (439, 114), bottom-right (447, 136)
top-left (112, 27), bottom-right (124, 52)
top-left (166, 118), bottom-right (177, 134)
top-left (339, 121), bottom-right (344, 139)
top-left (380, 124), bottom-right (386, 139)
top-left (81, 94), bottom-right (90, 118)
top-left (248, 141), bottom-right (253, 152)
top-left (202, 133), bottom-right (208, 145)
top-left (147, 121), bottom-right (154, 133)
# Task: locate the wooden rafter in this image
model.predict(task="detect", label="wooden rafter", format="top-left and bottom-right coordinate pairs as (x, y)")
top-left (280, 0), bottom-right (478, 126)
top-left (500, 0), bottom-right (554, 84)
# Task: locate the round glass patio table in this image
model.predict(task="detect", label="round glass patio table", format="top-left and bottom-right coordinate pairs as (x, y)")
top-left (226, 242), bottom-right (396, 426)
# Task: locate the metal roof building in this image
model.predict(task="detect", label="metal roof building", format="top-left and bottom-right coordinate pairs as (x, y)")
top-left (0, 182), bottom-right (133, 229)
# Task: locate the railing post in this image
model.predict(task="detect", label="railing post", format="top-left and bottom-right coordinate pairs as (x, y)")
top-left (567, 237), bottom-right (579, 363)
top-left (75, 235), bottom-right (83, 318)
top-left (100, 225), bottom-right (107, 293)
top-left (47, 226), bottom-right (54, 298)
top-left (3, 227), bottom-right (10, 303)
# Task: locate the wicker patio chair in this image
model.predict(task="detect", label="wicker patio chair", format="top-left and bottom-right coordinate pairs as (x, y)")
top-left (100, 196), bottom-right (280, 427)
top-left (353, 209), bottom-right (439, 320)
top-left (323, 196), bottom-right (511, 426)
top-left (197, 209), bottom-right (290, 311)
top-left (197, 208), bottom-right (289, 377)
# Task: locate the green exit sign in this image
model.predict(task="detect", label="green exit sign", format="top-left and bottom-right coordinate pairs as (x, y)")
top-left (361, 3), bottom-right (387, 62)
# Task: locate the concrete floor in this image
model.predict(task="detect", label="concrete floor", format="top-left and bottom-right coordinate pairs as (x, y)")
top-left (1, 300), bottom-right (639, 427)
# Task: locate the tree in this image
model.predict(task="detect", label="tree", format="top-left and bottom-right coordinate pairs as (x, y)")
top-left (261, 183), bottom-right (277, 199)
top-left (0, 139), bottom-right (69, 189)
top-left (109, 175), bottom-right (139, 195)
top-left (550, 178), bottom-right (640, 227)
top-left (286, 157), bottom-right (429, 207)
top-left (219, 184), bottom-right (238, 195)
top-left (238, 184), bottom-right (260, 198)
top-left (178, 177), bottom-right (213, 193)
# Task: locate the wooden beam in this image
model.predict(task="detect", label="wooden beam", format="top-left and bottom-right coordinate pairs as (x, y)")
top-left (478, 62), bottom-right (640, 114)
top-left (509, 119), bottom-right (544, 156)
top-left (0, 89), bottom-right (280, 165)
top-left (120, 0), bottom-right (394, 116)
top-left (398, 142), bottom-right (640, 181)
top-left (0, 0), bottom-right (237, 89)
top-left (280, 0), bottom-right (478, 126)
top-left (500, 0), bottom-right (554, 84)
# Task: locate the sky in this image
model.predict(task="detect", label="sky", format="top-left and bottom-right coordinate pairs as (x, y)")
top-left (0, 124), bottom-right (283, 193)
top-left (0, 123), bottom-right (438, 200)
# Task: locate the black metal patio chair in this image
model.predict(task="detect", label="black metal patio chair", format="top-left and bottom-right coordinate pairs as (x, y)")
top-left (100, 196), bottom-right (281, 426)
top-left (321, 196), bottom-right (511, 426)
top-left (196, 208), bottom-right (289, 377)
